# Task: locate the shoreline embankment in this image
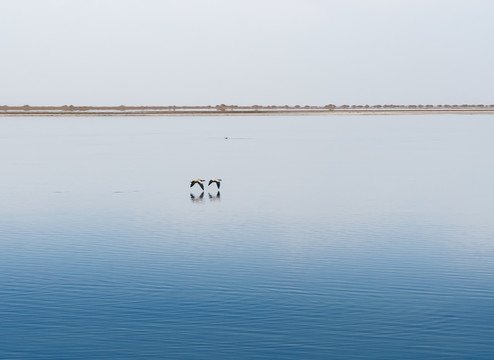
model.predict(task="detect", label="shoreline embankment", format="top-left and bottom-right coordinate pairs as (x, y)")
top-left (2, 110), bottom-right (494, 117)
top-left (2, 105), bottom-right (494, 116)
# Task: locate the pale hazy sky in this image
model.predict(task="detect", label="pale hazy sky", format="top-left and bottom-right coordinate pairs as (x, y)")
top-left (1, 0), bottom-right (493, 106)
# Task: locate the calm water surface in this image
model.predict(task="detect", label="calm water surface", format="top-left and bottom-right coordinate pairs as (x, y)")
top-left (1, 115), bottom-right (493, 359)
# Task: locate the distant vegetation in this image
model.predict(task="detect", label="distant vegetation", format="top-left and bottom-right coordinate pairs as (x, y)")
top-left (1, 104), bottom-right (494, 115)
top-left (2, 104), bottom-right (494, 110)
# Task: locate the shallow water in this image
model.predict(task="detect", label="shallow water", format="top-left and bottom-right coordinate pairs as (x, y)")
top-left (1, 115), bottom-right (493, 359)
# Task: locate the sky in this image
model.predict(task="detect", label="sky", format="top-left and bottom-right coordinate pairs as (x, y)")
top-left (1, 0), bottom-right (493, 106)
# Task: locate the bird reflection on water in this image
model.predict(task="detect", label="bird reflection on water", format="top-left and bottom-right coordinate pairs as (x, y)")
top-left (209, 191), bottom-right (221, 202)
top-left (190, 192), bottom-right (204, 203)
top-left (190, 191), bottom-right (221, 204)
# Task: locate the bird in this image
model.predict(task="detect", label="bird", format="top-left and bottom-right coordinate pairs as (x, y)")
top-left (190, 179), bottom-right (205, 190)
top-left (208, 179), bottom-right (222, 189)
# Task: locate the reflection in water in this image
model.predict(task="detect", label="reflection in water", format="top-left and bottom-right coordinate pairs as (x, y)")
top-left (190, 191), bottom-right (221, 203)
top-left (190, 192), bottom-right (204, 203)
top-left (209, 191), bottom-right (221, 202)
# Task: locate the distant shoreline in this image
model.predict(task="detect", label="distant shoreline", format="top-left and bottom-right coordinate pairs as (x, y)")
top-left (2, 105), bottom-right (494, 117)
top-left (1, 110), bottom-right (494, 117)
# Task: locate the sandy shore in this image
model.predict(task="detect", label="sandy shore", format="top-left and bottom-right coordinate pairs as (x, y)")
top-left (2, 109), bottom-right (494, 116)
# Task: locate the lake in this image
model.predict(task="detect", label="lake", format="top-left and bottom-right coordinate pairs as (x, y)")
top-left (1, 115), bottom-right (493, 359)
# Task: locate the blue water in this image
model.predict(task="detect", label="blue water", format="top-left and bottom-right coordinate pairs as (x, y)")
top-left (1, 115), bottom-right (493, 359)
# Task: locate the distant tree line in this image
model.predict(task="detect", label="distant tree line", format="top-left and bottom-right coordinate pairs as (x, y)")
top-left (1, 104), bottom-right (494, 112)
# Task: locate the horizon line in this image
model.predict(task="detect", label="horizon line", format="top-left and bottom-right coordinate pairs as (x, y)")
top-left (2, 104), bottom-right (494, 109)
